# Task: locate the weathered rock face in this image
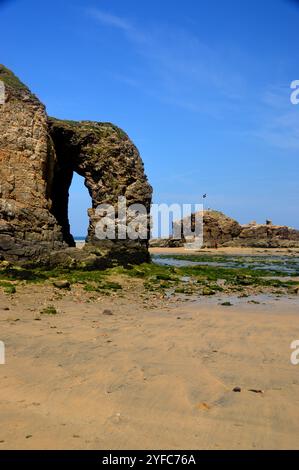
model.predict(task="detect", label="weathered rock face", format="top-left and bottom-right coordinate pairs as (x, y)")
top-left (170, 210), bottom-right (242, 248)
top-left (149, 238), bottom-right (184, 248)
top-left (48, 119), bottom-right (152, 253)
top-left (0, 65), bottom-right (152, 266)
top-left (0, 65), bottom-right (67, 261)
top-left (202, 210), bottom-right (242, 247)
top-left (229, 223), bottom-right (299, 248)
top-left (203, 213), bottom-right (299, 248)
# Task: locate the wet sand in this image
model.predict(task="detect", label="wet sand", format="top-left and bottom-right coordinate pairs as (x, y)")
top-left (150, 247), bottom-right (299, 257)
top-left (0, 282), bottom-right (299, 450)
top-left (76, 243), bottom-right (299, 257)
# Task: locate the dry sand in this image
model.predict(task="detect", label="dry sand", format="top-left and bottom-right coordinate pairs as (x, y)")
top-left (1, 280), bottom-right (299, 450)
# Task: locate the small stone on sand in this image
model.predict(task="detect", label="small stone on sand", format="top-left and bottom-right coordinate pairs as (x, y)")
top-left (103, 309), bottom-right (113, 316)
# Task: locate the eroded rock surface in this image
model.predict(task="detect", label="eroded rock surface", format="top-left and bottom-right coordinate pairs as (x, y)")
top-left (202, 210), bottom-right (242, 247)
top-left (0, 65), bottom-right (67, 262)
top-left (0, 65), bottom-right (152, 266)
top-left (231, 222), bottom-right (299, 248)
top-left (170, 210), bottom-right (242, 248)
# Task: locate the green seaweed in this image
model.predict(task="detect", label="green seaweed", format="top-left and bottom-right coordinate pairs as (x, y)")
top-left (0, 281), bottom-right (16, 294)
top-left (40, 305), bottom-right (58, 315)
top-left (0, 257), bottom-right (298, 296)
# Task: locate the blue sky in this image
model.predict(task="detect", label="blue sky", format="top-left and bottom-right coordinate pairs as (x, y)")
top-left (1, 0), bottom-right (299, 235)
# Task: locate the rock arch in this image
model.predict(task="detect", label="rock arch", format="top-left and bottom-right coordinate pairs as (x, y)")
top-left (0, 65), bottom-right (152, 266)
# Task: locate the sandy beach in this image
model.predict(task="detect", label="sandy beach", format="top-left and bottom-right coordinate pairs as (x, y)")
top-left (1, 0), bottom-right (299, 457)
top-left (1, 271), bottom-right (299, 450)
top-left (150, 246), bottom-right (299, 257)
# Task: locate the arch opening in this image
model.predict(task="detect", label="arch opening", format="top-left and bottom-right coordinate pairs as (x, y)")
top-left (68, 172), bottom-right (90, 245)
top-left (51, 167), bottom-right (91, 247)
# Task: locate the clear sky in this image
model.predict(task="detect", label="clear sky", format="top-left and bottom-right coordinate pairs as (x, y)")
top-left (1, 0), bottom-right (299, 236)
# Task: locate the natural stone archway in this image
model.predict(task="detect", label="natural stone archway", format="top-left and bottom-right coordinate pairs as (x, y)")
top-left (48, 118), bottom-right (152, 250)
top-left (0, 65), bottom-right (152, 266)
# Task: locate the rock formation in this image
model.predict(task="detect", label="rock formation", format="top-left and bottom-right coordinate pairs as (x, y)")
top-left (230, 222), bottom-right (299, 248)
top-left (202, 210), bottom-right (242, 247)
top-left (167, 210), bottom-right (242, 248)
top-left (0, 65), bottom-right (152, 266)
top-left (151, 210), bottom-right (299, 248)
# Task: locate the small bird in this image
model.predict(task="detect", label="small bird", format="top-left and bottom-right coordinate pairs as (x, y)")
top-left (203, 194), bottom-right (207, 199)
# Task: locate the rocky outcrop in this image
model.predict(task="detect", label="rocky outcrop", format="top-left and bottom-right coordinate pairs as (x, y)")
top-left (169, 210), bottom-right (242, 248)
top-left (0, 65), bottom-right (67, 262)
top-left (201, 210), bottom-right (242, 247)
top-left (229, 222), bottom-right (299, 248)
top-left (153, 210), bottom-right (299, 249)
top-left (0, 65), bottom-right (152, 266)
top-left (149, 238), bottom-right (184, 248)
top-left (48, 119), bottom-right (151, 249)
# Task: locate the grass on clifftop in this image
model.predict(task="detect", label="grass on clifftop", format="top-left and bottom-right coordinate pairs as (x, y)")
top-left (49, 117), bottom-right (127, 140)
top-left (0, 64), bottom-right (29, 92)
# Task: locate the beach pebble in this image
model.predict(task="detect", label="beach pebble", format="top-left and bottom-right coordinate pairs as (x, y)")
top-left (53, 280), bottom-right (70, 289)
top-left (202, 287), bottom-right (216, 296)
top-left (233, 387), bottom-right (242, 393)
top-left (103, 309), bottom-right (113, 316)
top-left (249, 389), bottom-right (264, 394)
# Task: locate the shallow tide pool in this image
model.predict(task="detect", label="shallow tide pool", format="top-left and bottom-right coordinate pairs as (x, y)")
top-left (152, 254), bottom-right (299, 276)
